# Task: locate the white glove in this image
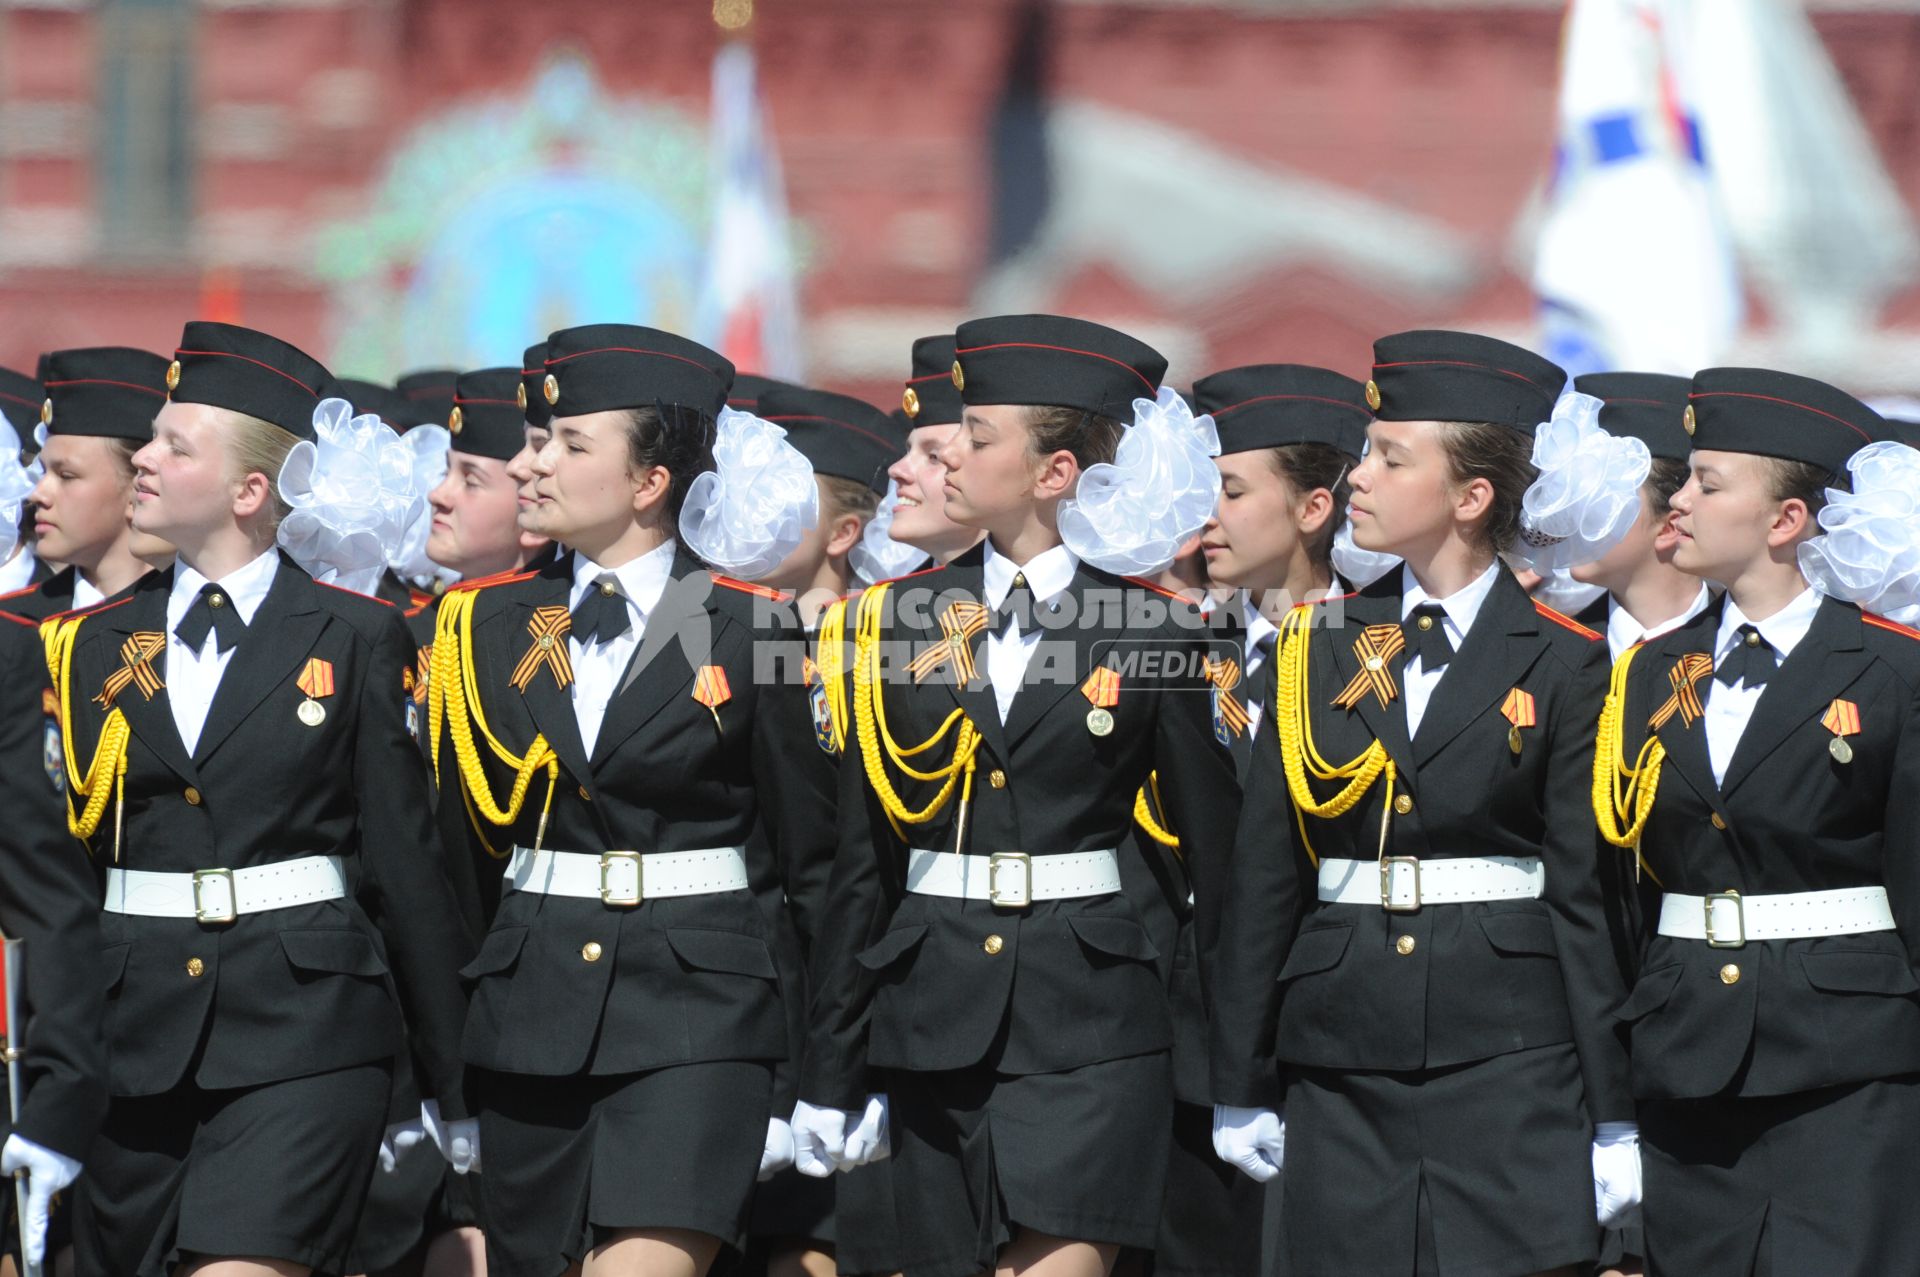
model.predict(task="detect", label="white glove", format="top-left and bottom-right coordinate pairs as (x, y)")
top-left (1592, 1121), bottom-right (1642, 1226)
top-left (759, 1117), bottom-right (796, 1182)
top-left (1212, 1104), bottom-right (1286, 1183)
top-left (791, 1100), bottom-right (855, 1178)
top-left (421, 1098), bottom-right (482, 1175)
top-left (843, 1093), bottom-right (891, 1167)
top-left (2, 1133), bottom-right (83, 1268)
top-left (378, 1109), bottom-right (431, 1173)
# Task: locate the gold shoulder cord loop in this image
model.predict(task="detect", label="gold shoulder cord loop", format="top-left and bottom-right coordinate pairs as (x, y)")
top-left (41, 615), bottom-right (130, 855)
top-left (1134, 771), bottom-right (1181, 850)
top-left (1592, 644), bottom-right (1665, 885)
top-left (817, 596), bottom-right (851, 756)
top-left (1274, 604), bottom-right (1397, 867)
top-left (431, 587), bottom-right (560, 850)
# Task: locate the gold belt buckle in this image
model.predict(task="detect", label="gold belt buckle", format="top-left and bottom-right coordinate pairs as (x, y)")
top-left (1703, 890), bottom-right (1745, 948)
top-left (1379, 856), bottom-right (1421, 913)
top-left (599, 851), bottom-right (644, 907)
top-left (192, 867), bottom-right (238, 925)
top-left (988, 852), bottom-right (1032, 908)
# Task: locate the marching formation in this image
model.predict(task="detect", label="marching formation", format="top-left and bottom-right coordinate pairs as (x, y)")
top-left (0, 312), bottom-right (1916, 1277)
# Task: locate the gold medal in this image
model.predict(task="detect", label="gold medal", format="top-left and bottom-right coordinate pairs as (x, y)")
top-left (1829, 735), bottom-right (1853, 764)
top-left (297, 698), bottom-right (326, 727)
top-left (1086, 708), bottom-right (1114, 737)
top-left (1508, 724), bottom-right (1523, 755)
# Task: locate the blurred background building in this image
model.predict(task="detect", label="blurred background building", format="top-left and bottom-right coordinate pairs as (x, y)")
top-left (3, 0), bottom-right (1918, 408)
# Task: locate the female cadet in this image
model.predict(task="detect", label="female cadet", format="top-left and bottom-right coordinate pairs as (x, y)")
top-left (795, 314), bottom-right (1242, 1277)
top-left (883, 335), bottom-right (985, 566)
top-left (1209, 331), bottom-right (1643, 1277)
top-left (430, 323), bottom-right (837, 1277)
top-left (44, 321), bottom-right (473, 1277)
top-left (1, 347), bottom-right (173, 621)
top-left (1592, 370), bottom-right (1920, 1276)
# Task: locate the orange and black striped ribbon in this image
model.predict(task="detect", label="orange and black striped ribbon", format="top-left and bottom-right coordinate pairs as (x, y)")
top-left (692, 664), bottom-right (732, 709)
top-left (1205, 656), bottom-right (1249, 737)
top-left (95, 632), bottom-right (166, 708)
top-left (907, 601), bottom-right (989, 684)
top-left (1821, 698), bottom-right (1861, 738)
top-left (296, 657), bottom-right (335, 700)
top-left (510, 605), bottom-right (575, 692)
top-left (1081, 665), bottom-right (1121, 708)
top-left (1332, 624), bottom-right (1405, 711)
top-left (412, 646), bottom-right (432, 705)
top-left (1649, 653), bottom-right (1714, 730)
top-left (1500, 687), bottom-right (1536, 729)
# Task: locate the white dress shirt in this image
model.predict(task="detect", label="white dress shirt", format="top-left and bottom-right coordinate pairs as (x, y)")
top-left (1703, 587), bottom-right (1822, 786)
top-left (166, 549), bottom-right (280, 754)
top-left (568, 541), bottom-right (677, 752)
top-left (1399, 561), bottom-right (1501, 738)
top-left (1242, 591), bottom-right (1281, 736)
top-left (70, 574), bottom-right (106, 612)
top-left (1605, 583), bottom-right (1715, 662)
top-left (982, 540), bottom-right (1080, 724)
top-left (0, 546), bottom-right (36, 594)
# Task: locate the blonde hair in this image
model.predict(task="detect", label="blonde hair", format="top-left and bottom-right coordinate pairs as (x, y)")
top-left (821, 474), bottom-right (880, 525)
top-left (218, 409), bottom-right (300, 531)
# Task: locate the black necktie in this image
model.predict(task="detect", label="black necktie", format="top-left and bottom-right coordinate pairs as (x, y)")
top-left (1245, 632), bottom-right (1278, 720)
top-left (1714, 624), bottom-right (1776, 689)
top-left (571, 574), bottom-right (631, 644)
top-left (174, 583), bottom-right (247, 653)
top-left (1405, 603), bottom-right (1453, 670)
top-left (994, 571), bottom-right (1034, 635)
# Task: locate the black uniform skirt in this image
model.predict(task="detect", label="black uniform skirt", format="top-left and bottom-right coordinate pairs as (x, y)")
top-left (1156, 1100), bottom-right (1262, 1277)
top-left (474, 1059), bottom-right (774, 1277)
top-left (835, 1157), bottom-right (903, 1276)
top-left (1641, 1074), bottom-right (1920, 1277)
top-left (1284, 1044), bottom-right (1595, 1277)
top-left (888, 1051), bottom-right (1173, 1277)
top-left (74, 1061), bottom-right (392, 1277)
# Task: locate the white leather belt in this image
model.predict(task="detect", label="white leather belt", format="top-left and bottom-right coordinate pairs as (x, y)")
top-left (1657, 887), bottom-right (1896, 947)
top-left (1317, 855), bottom-right (1546, 912)
top-left (906, 848), bottom-right (1121, 907)
top-left (505, 845), bottom-right (749, 907)
top-left (104, 855), bottom-right (348, 925)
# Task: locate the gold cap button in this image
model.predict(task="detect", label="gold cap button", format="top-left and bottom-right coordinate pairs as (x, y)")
top-left (1711, 812), bottom-right (1727, 830)
top-left (1719, 963), bottom-right (1740, 985)
top-left (185, 957), bottom-right (205, 978)
top-left (983, 935), bottom-right (1004, 955)
top-left (448, 405), bottom-right (464, 435)
top-left (989, 769), bottom-right (1007, 789)
top-left (1416, 615), bottom-right (1434, 631)
top-left (1395, 934), bottom-right (1416, 956)
top-left (1394, 794), bottom-right (1414, 815)
top-left (582, 942), bottom-right (603, 963)
top-left (184, 787), bottom-right (202, 806)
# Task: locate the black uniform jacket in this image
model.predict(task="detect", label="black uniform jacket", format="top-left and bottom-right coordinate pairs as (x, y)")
top-left (801, 545), bottom-right (1243, 1111)
top-left (0, 614), bottom-right (105, 1159)
top-left (49, 560), bottom-right (471, 1112)
top-left (0, 565), bottom-right (157, 624)
top-left (1210, 567), bottom-right (1634, 1124)
top-left (1609, 596), bottom-right (1920, 1100)
top-left (437, 549), bottom-right (837, 1102)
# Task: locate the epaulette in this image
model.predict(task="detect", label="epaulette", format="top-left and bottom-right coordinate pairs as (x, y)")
top-left (877, 563), bottom-right (943, 588)
top-left (1864, 613), bottom-right (1920, 641)
top-left (710, 574), bottom-right (791, 603)
top-left (403, 595), bottom-right (439, 620)
top-left (407, 588), bottom-right (435, 610)
top-left (1124, 575), bottom-right (1195, 603)
top-left (0, 582), bottom-right (40, 604)
top-left (314, 579), bottom-right (396, 607)
top-left (1288, 589), bottom-right (1359, 619)
top-left (0, 610), bottom-right (34, 628)
top-left (1534, 599), bottom-right (1601, 640)
top-left (448, 566), bottom-right (540, 595)
top-left (42, 595), bottom-right (134, 624)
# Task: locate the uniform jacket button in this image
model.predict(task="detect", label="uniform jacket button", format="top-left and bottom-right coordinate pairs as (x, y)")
top-left (1395, 935), bottom-right (1416, 956)
top-left (185, 957), bottom-right (205, 978)
top-left (581, 942), bottom-right (603, 963)
top-left (983, 935), bottom-right (1004, 955)
top-left (989, 769), bottom-right (1007, 789)
top-left (1710, 812), bottom-right (1727, 830)
top-left (184, 787), bottom-right (202, 806)
top-left (1719, 963), bottom-right (1740, 985)
top-left (1394, 794), bottom-right (1413, 815)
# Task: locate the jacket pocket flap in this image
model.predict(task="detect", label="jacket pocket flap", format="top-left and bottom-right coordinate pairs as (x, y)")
top-left (666, 927), bottom-right (778, 979)
top-left (100, 941), bottom-right (131, 991)
top-left (1066, 914), bottom-right (1160, 962)
top-left (457, 925), bottom-right (528, 980)
top-left (279, 928), bottom-right (388, 977)
top-left (1801, 950), bottom-right (1920, 996)
top-left (854, 924), bottom-right (928, 971)
top-left (1278, 924), bottom-right (1351, 981)
top-left (1612, 963), bottom-right (1684, 1022)
top-left (1479, 911), bottom-right (1559, 958)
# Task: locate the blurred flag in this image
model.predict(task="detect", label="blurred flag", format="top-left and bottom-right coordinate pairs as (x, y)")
top-left (1532, 0), bottom-right (1740, 377)
top-left (697, 39), bottom-right (804, 382)
top-left (987, 0), bottom-right (1054, 273)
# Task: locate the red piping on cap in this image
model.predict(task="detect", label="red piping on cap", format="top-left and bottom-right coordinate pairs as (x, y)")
top-left (404, 385), bottom-right (455, 399)
top-left (1210, 393), bottom-right (1371, 418)
top-left (173, 349), bottom-right (319, 397)
top-left (904, 371), bottom-right (955, 386)
top-left (0, 390), bottom-right (41, 409)
top-left (954, 341), bottom-right (1158, 394)
top-left (545, 347), bottom-right (721, 376)
top-left (1686, 391), bottom-right (1875, 443)
top-left (43, 378), bottom-right (166, 398)
top-left (452, 396), bottom-right (520, 408)
top-left (760, 414), bottom-right (898, 451)
top-left (1370, 359), bottom-right (1550, 390)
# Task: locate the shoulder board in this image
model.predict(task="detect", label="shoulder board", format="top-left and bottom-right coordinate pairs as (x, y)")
top-left (0, 582), bottom-right (40, 603)
top-left (709, 574), bottom-right (791, 603)
top-left (42, 594), bottom-right (134, 624)
top-left (407, 588), bottom-right (435, 609)
top-left (0, 610), bottom-right (34, 629)
top-left (877, 563), bottom-right (944, 588)
top-left (1287, 590), bottom-right (1359, 618)
top-left (1123, 576), bottom-right (1191, 602)
top-left (1863, 612), bottom-right (1920, 641)
top-left (448, 566), bottom-right (540, 595)
top-left (315, 579), bottom-right (395, 607)
top-left (1534, 599), bottom-right (1601, 640)
top-left (403, 596), bottom-right (439, 619)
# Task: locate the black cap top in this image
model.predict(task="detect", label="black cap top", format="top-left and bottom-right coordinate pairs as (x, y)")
top-left (1191, 364), bottom-right (1370, 459)
top-left (953, 314), bottom-right (1166, 420)
top-left (167, 321), bottom-right (330, 440)
top-left (758, 384), bottom-right (902, 494)
top-left (330, 377), bottom-right (414, 433)
top-left (904, 334), bottom-right (965, 426)
top-left (1366, 330), bottom-right (1566, 433)
top-left (1883, 415), bottom-right (1920, 450)
top-left (1686, 367), bottom-right (1883, 475)
top-left (0, 364), bottom-right (46, 438)
top-left (727, 373), bottom-right (797, 414)
top-left (543, 324), bottom-right (733, 421)
top-left (39, 347), bottom-right (170, 442)
top-left (395, 368), bottom-right (458, 431)
top-left (449, 368), bottom-right (528, 462)
top-left (519, 343), bottom-right (552, 429)
top-left (1573, 371), bottom-right (1692, 462)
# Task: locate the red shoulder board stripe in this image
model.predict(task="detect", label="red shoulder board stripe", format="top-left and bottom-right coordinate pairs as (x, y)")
top-left (1864, 613), bottom-right (1920, 641)
top-left (710, 574), bottom-right (792, 603)
top-left (403, 599), bottom-right (435, 619)
top-left (407, 588), bottom-right (434, 609)
top-left (0, 583), bottom-right (39, 602)
top-left (44, 595), bottom-right (135, 624)
top-left (1124, 576), bottom-right (1193, 602)
top-left (1534, 600), bottom-right (1601, 640)
top-left (315, 579), bottom-right (395, 607)
top-left (0, 610), bottom-right (34, 628)
top-left (878, 563), bottom-right (943, 587)
top-left (448, 567), bottom-right (540, 595)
